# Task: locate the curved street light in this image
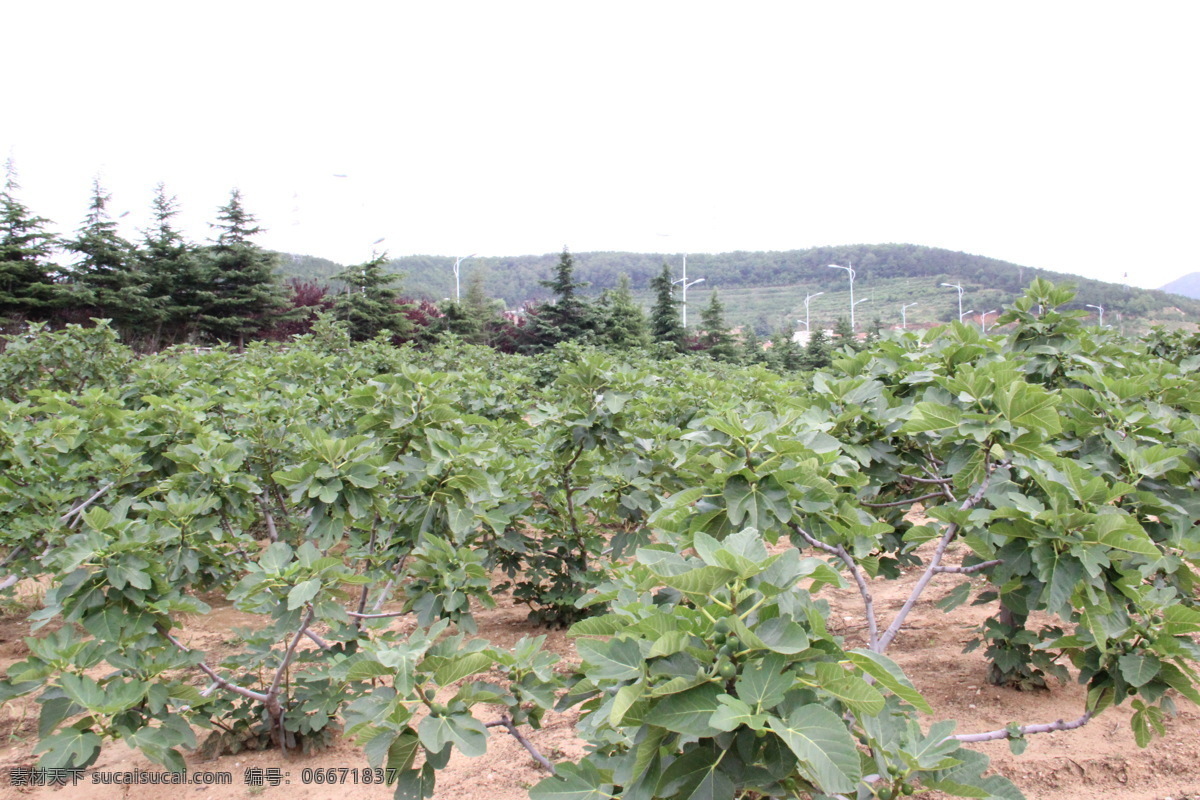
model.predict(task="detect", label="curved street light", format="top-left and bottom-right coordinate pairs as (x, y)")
top-left (672, 254), bottom-right (705, 327)
top-left (828, 263), bottom-right (856, 330)
top-left (940, 282), bottom-right (965, 322)
top-left (1086, 303), bottom-right (1105, 327)
top-left (453, 253), bottom-right (477, 302)
top-left (901, 302), bottom-right (918, 329)
top-left (853, 298), bottom-right (871, 334)
top-left (801, 291), bottom-right (824, 332)
top-left (980, 309), bottom-right (998, 332)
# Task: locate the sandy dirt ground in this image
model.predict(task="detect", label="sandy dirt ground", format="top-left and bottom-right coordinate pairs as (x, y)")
top-left (1, 541), bottom-right (1197, 800)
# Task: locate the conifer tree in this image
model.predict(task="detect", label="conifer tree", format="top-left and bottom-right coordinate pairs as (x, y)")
top-left (448, 269), bottom-right (496, 345)
top-left (522, 246), bottom-right (595, 351)
top-left (802, 327), bottom-right (832, 370)
top-left (697, 291), bottom-right (737, 361)
top-left (199, 189), bottom-right (290, 348)
top-left (865, 315), bottom-right (885, 345)
top-left (463, 270), bottom-right (496, 319)
top-left (64, 178), bottom-right (143, 329)
top-left (833, 316), bottom-right (858, 350)
top-left (740, 327), bottom-right (766, 365)
top-left (0, 159), bottom-right (60, 322)
top-left (767, 326), bottom-right (805, 372)
top-left (139, 183), bottom-right (211, 346)
top-left (436, 300), bottom-right (481, 343)
top-left (332, 251), bottom-right (410, 341)
top-left (595, 273), bottom-right (648, 350)
top-left (649, 263), bottom-right (685, 352)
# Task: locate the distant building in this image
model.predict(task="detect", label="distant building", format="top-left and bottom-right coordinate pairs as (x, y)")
top-left (791, 329), bottom-right (835, 346)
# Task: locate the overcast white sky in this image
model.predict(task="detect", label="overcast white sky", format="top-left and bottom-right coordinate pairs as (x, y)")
top-left (3, 2), bottom-right (1198, 289)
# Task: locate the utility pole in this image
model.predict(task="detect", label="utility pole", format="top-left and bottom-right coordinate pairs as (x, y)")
top-left (453, 253), bottom-right (476, 302)
top-left (673, 254), bottom-right (705, 327)
top-left (941, 282), bottom-right (965, 322)
top-left (802, 291), bottom-right (824, 332)
top-left (828, 263), bottom-right (856, 330)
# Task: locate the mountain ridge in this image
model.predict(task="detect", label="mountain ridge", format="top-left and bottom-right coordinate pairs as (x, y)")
top-left (1159, 272), bottom-right (1200, 300)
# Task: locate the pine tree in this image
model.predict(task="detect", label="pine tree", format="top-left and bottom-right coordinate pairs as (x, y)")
top-left (767, 326), bottom-right (805, 372)
top-left (833, 316), bottom-right (858, 351)
top-left (0, 159), bottom-right (60, 322)
top-left (436, 301), bottom-right (480, 343)
top-left (63, 178), bottom-right (144, 329)
top-left (332, 251), bottom-right (411, 341)
top-left (865, 315), bottom-right (885, 345)
top-left (139, 183), bottom-right (211, 346)
top-left (740, 327), bottom-right (766, 365)
top-left (522, 246), bottom-right (595, 351)
top-left (649, 263), bottom-right (685, 352)
top-left (802, 327), bottom-right (832, 370)
top-left (463, 270), bottom-right (495, 319)
top-left (199, 189), bottom-right (290, 348)
top-left (697, 291), bottom-right (737, 361)
top-left (450, 269), bottom-right (495, 345)
top-left (596, 273), bottom-right (649, 350)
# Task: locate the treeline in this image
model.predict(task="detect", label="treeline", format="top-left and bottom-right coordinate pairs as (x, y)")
top-left (0, 161), bottom-right (301, 350)
top-left (0, 162), bottom-right (842, 368)
top-left (321, 245), bottom-right (844, 371)
top-left (0, 164), bottom-right (451, 352)
top-left (318, 245), bottom-right (877, 373)
top-left (277, 244), bottom-right (1200, 323)
top-left (6, 161), bottom-right (1193, 360)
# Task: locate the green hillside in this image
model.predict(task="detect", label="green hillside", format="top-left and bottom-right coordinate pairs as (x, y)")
top-left (277, 244), bottom-right (1200, 334)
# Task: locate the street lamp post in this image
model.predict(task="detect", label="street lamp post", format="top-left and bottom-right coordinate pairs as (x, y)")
top-left (901, 302), bottom-right (918, 329)
top-left (672, 254), bottom-right (705, 327)
top-left (940, 282), bottom-right (965, 322)
top-left (827, 262), bottom-right (856, 330)
top-left (1086, 304), bottom-right (1105, 327)
top-left (453, 253), bottom-right (477, 302)
top-left (980, 309), bottom-right (998, 332)
top-left (802, 291), bottom-right (825, 332)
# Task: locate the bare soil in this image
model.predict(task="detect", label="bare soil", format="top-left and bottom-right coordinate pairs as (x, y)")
top-left (1, 544), bottom-right (1197, 800)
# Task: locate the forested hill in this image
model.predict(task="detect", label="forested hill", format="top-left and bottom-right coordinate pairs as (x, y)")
top-left (277, 244), bottom-right (1200, 332)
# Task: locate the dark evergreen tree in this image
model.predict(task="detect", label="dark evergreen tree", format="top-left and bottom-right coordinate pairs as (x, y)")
top-left (595, 273), bottom-right (648, 350)
top-left (802, 327), bottom-right (832, 370)
top-left (0, 159), bottom-right (60, 322)
top-left (697, 291), bottom-right (737, 361)
top-left (740, 327), bottom-right (766, 365)
top-left (463, 269), bottom-right (493, 312)
top-left (139, 183), bottom-right (211, 346)
top-left (332, 251), bottom-right (411, 341)
top-left (436, 300), bottom-right (481, 343)
top-left (63, 178), bottom-right (144, 329)
top-left (648, 263), bottom-right (685, 352)
top-left (767, 326), bottom-right (805, 372)
top-left (832, 316), bottom-right (858, 350)
top-left (521, 246), bottom-right (595, 351)
top-left (199, 189), bottom-right (291, 348)
top-left (458, 269), bottom-right (497, 345)
top-left (865, 315), bottom-right (885, 345)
